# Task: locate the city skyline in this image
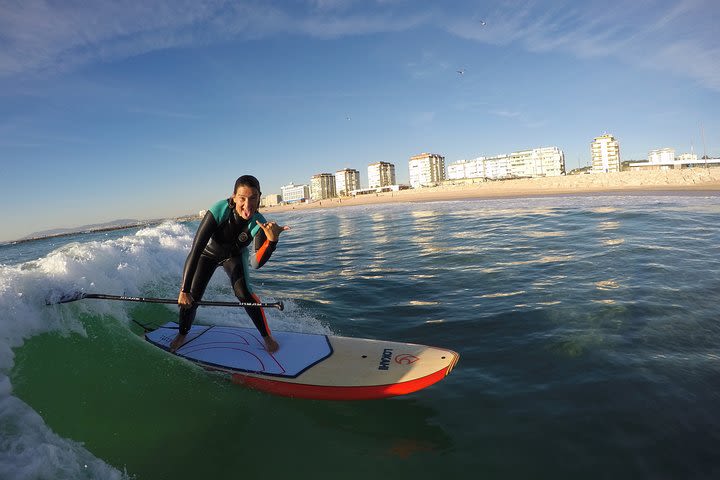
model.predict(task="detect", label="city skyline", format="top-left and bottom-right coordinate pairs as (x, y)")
top-left (272, 134), bottom-right (710, 196)
top-left (1, 0), bottom-right (719, 242)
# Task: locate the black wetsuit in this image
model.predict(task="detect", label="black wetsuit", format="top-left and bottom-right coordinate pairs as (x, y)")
top-left (179, 198), bottom-right (277, 336)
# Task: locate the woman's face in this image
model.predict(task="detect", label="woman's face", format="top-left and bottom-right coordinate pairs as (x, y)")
top-left (233, 185), bottom-right (260, 220)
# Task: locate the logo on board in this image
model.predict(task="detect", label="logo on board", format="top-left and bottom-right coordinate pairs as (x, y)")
top-left (378, 348), bottom-right (393, 370)
top-left (395, 354), bottom-right (419, 365)
top-left (379, 350), bottom-right (420, 370)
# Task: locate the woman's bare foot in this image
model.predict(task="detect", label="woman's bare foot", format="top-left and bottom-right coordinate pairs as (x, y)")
top-left (169, 333), bottom-right (187, 353)
top-left (264, 335), bottom-right (279, 353)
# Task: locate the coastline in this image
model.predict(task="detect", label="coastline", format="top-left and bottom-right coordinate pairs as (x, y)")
top-left (6, 168), bottom-right (719, 245)
top-left (264, 168), bottom-right (720, 214)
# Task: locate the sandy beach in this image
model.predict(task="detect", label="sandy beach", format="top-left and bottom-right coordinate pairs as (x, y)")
top-left (264, 168), bottom-right (720, 214)
top-left (16, 169), bottom-right (718, 243)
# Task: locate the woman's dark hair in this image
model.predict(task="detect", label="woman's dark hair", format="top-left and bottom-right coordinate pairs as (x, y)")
top-left (234, 175), bottom-right (261, 195)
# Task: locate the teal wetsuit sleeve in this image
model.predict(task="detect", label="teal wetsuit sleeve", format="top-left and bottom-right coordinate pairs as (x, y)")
top-left (180, 211), bottom-right (218, 292)
top-left (208, 199), bottom-right (231, 224)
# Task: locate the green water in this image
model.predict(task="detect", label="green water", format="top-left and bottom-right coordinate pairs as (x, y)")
top-left (12, 305), bottom-right (456, 478)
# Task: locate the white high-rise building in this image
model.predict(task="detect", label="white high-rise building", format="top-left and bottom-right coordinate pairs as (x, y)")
top-left (484, 154), bottom-right (511, 179)
top-left (310, 173), bottom-right (336, 201)
top-left (409, 153), bottom-right (445, 188)
top-left (591, 134), bottom-right (621, 173)
top-left (446, 147), bottom-right (565, 180)
top-left (531, 146), bottom-right (565, 177)
top-left (648, 148), bottom-right (676, 164)
top-left (260, 194), bottom-right (282, 207)
top-left (508, 147), bottom-right (566, 178)
top-left (447, 158), bottom-right (486, 180)
top-left (367, 162), bottom-right (396, 188)
top-left (281, 183), bottom-right (310, 203)
top-left (677, 152), bottom-right (698, 163)
top-left (335, 168), bottom-right (361, 196)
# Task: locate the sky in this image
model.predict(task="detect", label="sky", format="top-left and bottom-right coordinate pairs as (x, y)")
top-left (1, 0), bottom-right (719, 242)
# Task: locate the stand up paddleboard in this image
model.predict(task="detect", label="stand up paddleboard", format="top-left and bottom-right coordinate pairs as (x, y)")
top-left (145, 322), bottom-right (459, 400)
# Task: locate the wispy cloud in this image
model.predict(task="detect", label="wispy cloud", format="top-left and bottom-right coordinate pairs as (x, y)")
top-left (151, 143), bottom-right (196, 154)
top-left (0, 131), bottom-right (92, 148)
top-left (490, 109), bottom-right (521, 119)
top-left (405, 50), bottom-right (452, 79)
top-left (0, 140), bottom-right (45, 148)
top-left (446, 0), bottom-right (720, 91)
top-left (0, 111), bottom-right (92, 146)
top-left (126, 106), bottom-right (203, 120)
top-left (0, 1), bottom-right (427, 75)
top-left (1, 0), bottom-right (718, 91)
top-left (489, 108), bottom-right (545, 129)
top-left (409, 111), bottom-right (436, 127)
top-left (0, 0), bottom-right (223, 76)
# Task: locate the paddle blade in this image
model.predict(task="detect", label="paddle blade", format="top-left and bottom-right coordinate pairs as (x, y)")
top-left (45, 290), bottom-right (86, 305)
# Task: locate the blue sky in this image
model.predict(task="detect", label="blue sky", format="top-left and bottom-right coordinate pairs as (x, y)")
top-left (1, 0), bottom-right (719, 242)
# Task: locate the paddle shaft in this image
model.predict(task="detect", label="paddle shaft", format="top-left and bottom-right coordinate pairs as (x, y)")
top-left (58, 292), bottom-right (284, 310)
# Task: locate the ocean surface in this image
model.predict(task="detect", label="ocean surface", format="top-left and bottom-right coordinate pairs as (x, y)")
top-left (2, 194), bottom-right (720, 479)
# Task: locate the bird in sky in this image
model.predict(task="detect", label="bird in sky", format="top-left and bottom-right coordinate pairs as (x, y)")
top-left (456, 68), bottom-right (465, 77)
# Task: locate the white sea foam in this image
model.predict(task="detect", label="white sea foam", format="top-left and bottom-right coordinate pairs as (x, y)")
top-left (0, 375), bottom-right (126, 480)
top-left (0, 220), bottom-right (322, 479)
top-left (0, 222), bottom-right (197, 478)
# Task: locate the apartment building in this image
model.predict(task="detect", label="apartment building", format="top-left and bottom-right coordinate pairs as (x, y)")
top-left (310, 173), bottom-right (337, 201)
top-left (335, 168), bottom-right (361, 196)
top-left (447, 158), bottom-right (486, 179)
top-left (367, 162), bottom-right (396, 188)
top-left (648, 148), bottom-right (676, 164)
top-left (281, 183), bottom-right (310, 203)
top-left (260, 194), bottom-right (282, 207)
top-left (409, 153), bottom-right (445, 188)
top-left (591, 134), bottom-right (621, 173)
top-left (447, 147), bottom-right (565, 180)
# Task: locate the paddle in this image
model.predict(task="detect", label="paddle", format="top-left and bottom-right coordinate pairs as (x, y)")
top-left (46, 291), bottom-right (285, 310)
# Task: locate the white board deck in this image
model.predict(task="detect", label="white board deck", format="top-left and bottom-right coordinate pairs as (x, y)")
top-left (145, 322), bottom-right (459, 400)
